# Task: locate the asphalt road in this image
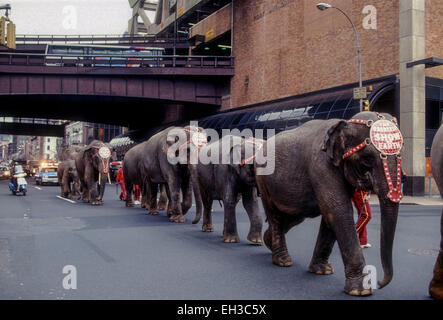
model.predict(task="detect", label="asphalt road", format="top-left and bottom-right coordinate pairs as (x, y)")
top-left (0, 179), bottom-right (440, 300)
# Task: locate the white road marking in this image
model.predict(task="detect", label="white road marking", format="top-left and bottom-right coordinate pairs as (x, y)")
top-left (56, 196), bottom-right (76, 204)
top-left (34, 186), bottom-right (42, 190)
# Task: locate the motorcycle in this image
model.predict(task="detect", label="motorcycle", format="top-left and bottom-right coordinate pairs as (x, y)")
top-left (9, 166), bottom-right (28, 196)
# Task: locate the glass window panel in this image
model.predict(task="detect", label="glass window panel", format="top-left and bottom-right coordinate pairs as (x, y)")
top-left (316, 100), bottom-right (335, 114)
top-left (426, 99), bottom-right (440, 129)
top-left (230, 113), bottom-right (246, 126)
top-left (240, 111), bottom-right (257, 124)
top-left (314, 113), bottom-right (329, 120)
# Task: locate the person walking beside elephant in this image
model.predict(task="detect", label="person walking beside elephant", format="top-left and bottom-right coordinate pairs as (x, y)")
top-left (116, 166), bottom-right (126, 200)
top-left (352, 189), bottom-right (372, 249)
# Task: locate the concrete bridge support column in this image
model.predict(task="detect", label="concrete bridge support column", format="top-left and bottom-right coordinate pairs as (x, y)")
top-left (399, 0), bottom-right (426, 196)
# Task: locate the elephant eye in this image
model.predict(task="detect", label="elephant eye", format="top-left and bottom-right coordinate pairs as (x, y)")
top-left (360, 154), bottom-right (375, 168)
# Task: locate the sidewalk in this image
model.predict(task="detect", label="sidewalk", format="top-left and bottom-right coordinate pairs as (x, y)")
top-left (369, 195), bottom-right (443, 206)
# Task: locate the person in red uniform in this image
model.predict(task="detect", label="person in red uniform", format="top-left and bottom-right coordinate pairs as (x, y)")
top-left (133, 184), bottom-right (141, 205)
top-left (352, 189), bottom-right (372, 248)
top-left (116, 167), bottom-right (126, 201)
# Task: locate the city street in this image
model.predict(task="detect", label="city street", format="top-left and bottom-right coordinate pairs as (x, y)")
top-left (0, 179), bottom-right (440, 300)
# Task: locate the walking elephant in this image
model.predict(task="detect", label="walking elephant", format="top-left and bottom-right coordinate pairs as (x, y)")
top-left (192, 135), bottom-right (263, 244)
top-left (122, 142), bottom-right (169, 214)
top-left (255, 111), bottom-right (403, 296)
top-left (75, 140), bottom-right (115, 205)
top-left (429, 125), bottom-right (443, 300)
top-left (57, 159), bottom-right (80, 199)
top-left (135, 125), bottom-right (206, 222)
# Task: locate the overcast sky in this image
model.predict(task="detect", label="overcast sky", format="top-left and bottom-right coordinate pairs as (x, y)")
top-left (5, 0), bottom-right (138, 35)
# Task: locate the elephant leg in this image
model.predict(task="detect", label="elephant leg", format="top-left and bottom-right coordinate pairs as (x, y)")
top-left (201, 194), bottom-right (214, 232)
top-left (86, 169), bottom-right (100, 205)
top-left (125, 180), bottom-right (134, 207)
top-left (165, 184), bottom-right (173, 217)
top-left (242, 187), bottom-right (263, 244)
top-left (96, 174), bottom-right (106, 204)
top-left (316, 194), bottom-right (369, 296)
top-left (180, 175), bottom-right (192, 216)
top-left (430, 211), bottom-right (443, 300)
top-left (308, 216), bottom-right (336, 275)
top-left (167, 178), bottom-right (185, 223)
top-left (148, 183), bottom-right (159, 215)
top-left (222, 190), bottom-right (240, 243)
top-left (80, 179), bottom-right (89, 203)
top-left (158, 184), bottom-right (168, 211)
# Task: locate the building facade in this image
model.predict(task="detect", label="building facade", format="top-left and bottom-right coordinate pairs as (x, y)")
top-left (65, 121), bottom-right (124, 147)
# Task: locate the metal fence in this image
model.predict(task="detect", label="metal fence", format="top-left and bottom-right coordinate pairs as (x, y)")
top-left (14, 34), bottom-right (189, 45)
top-left (0, 52), bottom-right (234, 69)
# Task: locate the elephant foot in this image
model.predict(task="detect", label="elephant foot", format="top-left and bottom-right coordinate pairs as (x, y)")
top-left (308, 262), bottom-right (334, 275)
top-left (247, 231), bottom-right (263, 244)
top-left (90, 201), bottom-right (101, 206)
top-left (223, 234), bottom-right (240, 243)
top-left (344, 277), bottom-right (373, 297)
top-left (169, 214), bottom-right (185, 223)
top-left (126, 201), bottom-right (134, 207)
top-left (82, 198), bottom-right (90, 203)
top-left (272, 251), bottom-right (293, 267)
top-left (149, 209), bottom-right (159, 215)
top-left (202, 224), bottom-right (214, 232)
top-left (429, 280), bottom-right (443, 300)
top-left (158, 204), bottom-right (167, 211)
top-left (263, 229), bottom-right (272, 250)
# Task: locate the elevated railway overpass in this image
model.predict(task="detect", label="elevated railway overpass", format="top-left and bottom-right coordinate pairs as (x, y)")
top-left (0, 34), bottom-right (234, 134)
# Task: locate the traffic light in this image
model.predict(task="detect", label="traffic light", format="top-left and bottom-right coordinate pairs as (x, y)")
top-left (6, 20), bottom-right (15, 49)
top-left (0, 15), bottom-right (15, 49)
top-left (0, 16), bottom-right (5, 46)
top-left (363, 99), bottom-right (370, 111)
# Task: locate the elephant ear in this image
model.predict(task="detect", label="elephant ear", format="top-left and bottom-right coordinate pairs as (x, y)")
top-left (229, 138), bottom-right (247, 176)
top-left (322, 120), bottom-right (347, 167)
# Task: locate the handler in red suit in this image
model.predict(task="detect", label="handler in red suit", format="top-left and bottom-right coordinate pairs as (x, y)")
top-left (115, 167), bottom-right (141, 203)
top-left (116, 167), bottom-right (126, 200)
top-left (352, 189), bottom-right (372, 248)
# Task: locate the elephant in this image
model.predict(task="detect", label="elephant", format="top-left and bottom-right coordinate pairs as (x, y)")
top-left (122, 142), bottom-right (169, 213)
top-left (57, 159), bottom-right (80, 199)
top-left (429, 125), bottom-right (443, 300)
top-left (58, 145), bottom-right (83, 161)
top-left (134, 125), bottom-right (206, 222)
top-left (191, 135), bottom-right (263, 244)
top-left (255, 111), bottom-right (403, 296)
top-left (75, 140), bottom-right (115, 205)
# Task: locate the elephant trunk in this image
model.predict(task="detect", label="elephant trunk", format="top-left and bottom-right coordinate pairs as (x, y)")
top-left (377, 196), bottom-right (399, 288)
top-left (429, 211), bottom-right (443, 299)
top-left (189, 164), bottom-right (203, 224)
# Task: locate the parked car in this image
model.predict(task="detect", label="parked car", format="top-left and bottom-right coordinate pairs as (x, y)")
top-left (0, 166), bottom-right (10, 180)
top-left (35, 166), bottom-right (59, 185)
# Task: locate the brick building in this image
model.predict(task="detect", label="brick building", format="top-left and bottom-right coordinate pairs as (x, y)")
top-left (127, 0), bottom-right (443, 195)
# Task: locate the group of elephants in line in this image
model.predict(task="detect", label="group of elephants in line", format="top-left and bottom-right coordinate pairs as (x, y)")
top-left (56, 111), bottom-right (442, 299)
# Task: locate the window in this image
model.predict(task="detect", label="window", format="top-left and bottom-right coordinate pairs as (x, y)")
top-left (47, 145), bottom-right (50, 151)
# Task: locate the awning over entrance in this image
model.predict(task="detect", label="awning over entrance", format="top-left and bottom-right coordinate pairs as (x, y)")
top-left (198, 76), bottom-right (397, 135)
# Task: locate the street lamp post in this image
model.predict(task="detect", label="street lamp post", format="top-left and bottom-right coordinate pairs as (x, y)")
top-left (316, 3), bottom-right (363, 110)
